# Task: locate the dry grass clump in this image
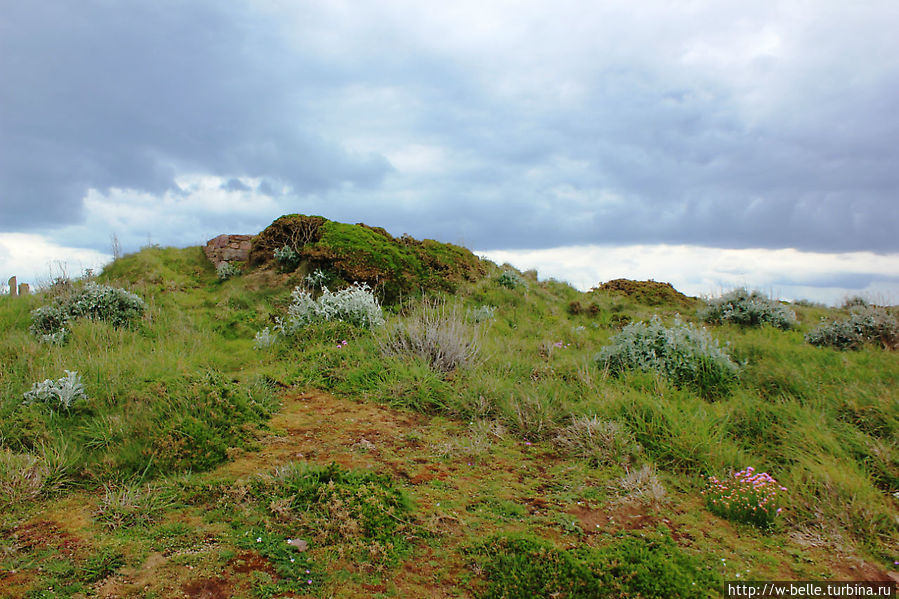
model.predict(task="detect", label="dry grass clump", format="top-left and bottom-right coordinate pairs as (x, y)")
top-left (612, 464), bottom-right (667, 506)
top-left (379, 298), bottom-right (484, 373)
top-left (553, 416), bottom-right (642, 467)
top-left (0, 448), bottom-right (47, 506)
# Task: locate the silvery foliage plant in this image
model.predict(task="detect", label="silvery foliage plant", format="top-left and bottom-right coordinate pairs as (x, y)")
top-left (253, 327), bottom-right (278, 349)
top-left (277, 282), bottom-right (385, 335)
top-left (216, 262), bottom-right (241, 281)
top-left (22, 370), bottom-right (87, 411)
top-left (596, 316), bottom-right (738, 392)
top-left (304, 269), bottom-right (329, 289)
top-left (699, 288), bottom-right (797, 330)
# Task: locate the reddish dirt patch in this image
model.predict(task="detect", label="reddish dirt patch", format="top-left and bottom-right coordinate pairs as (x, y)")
top-left (8, 520), bottom-right (82, 556)
top-left (182, 577), bottom-right (232, 599)
top-left (825, 557), bottom-right (899, 583)
top-left (228, 551), bottom-right (279, 578)
top-left (567, 501), bottom-right (690, 543)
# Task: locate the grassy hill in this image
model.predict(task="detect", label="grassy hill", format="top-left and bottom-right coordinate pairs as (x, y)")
top-left (1, 219), bottom-right (897, 598)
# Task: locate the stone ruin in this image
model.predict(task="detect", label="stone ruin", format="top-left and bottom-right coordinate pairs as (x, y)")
top-left (204, 234), bottom-right (252, 266)
top-left (5, 276), bottom-right (30, 297)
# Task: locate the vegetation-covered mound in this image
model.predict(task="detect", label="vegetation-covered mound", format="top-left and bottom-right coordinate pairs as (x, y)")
top-left (2, 229), bottom-right (898, 597)
top-left (249, 214), bottom-right (485, 303)
top-left (592, 279), bottom-right (696, 307)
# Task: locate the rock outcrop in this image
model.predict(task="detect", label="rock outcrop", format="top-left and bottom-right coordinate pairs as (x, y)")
top-left (204, 234), bottom-right (252, 265)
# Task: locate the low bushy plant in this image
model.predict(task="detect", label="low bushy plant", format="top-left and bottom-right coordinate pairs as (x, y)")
top-left (277, 282), bottom-right (385, 334)
top-left (29, 282), bottom-right (146, 342)
top-left (699, 288), bottom-right (797, 329)
top-left (274, 244), bottom-right (301, 270)
top-left (702, 467), bottom-right (785, 528)
top-left (471, 529), bottom-right (718, 599)
top-left (596, 316), bottom-right (738, 396)
top-left (553, 416), bottom-right (642, 467)
top-left (216, 261), bottom-right (241, 281)
top-left (22, 370), bottom-right (87, 411)
top-left (259, 461), bottom-right (414, 565)
top-left (805, 306), bottom-right (899, 350)
top-left (379, 299), bottom-right (483, 373)
top-left (498, 269), bottom-right (527, 289)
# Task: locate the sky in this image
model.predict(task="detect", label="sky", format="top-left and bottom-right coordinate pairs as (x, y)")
top-left (1, 1), bottom-right (898, 304)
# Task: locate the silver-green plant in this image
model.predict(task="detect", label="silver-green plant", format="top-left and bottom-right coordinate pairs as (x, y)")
top-left (274, 244), bottom-right (301, 270)
top-left (22, 370), bottom-right (87, 411)
top-left (596, 316), bottom-right (738, 396)
top-left (253, 326), bottom-right (278, 349)
top-left (304, 268), bottom-right (329, 289)
top-left (30, 282), bottom-right (146, 342)
top-left (497, 269), bottom-right (526, 289)
top-left (805, 306), bottom-right (899, 350)
top-left (277, 282), bottom-right (385, 334)
top-left (699, 288), bottom-right (797, 330)
top-left (467, 304), bottom-right (497, 323)
top-left (216, 262), bottom-right (241, 281)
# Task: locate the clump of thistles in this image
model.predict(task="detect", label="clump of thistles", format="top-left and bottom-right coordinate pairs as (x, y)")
top-left (702, 467), bottom-right (786, 528)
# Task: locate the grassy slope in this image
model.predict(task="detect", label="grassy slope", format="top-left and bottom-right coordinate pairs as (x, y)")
top-left (1, 245), bottom-right (897, 598)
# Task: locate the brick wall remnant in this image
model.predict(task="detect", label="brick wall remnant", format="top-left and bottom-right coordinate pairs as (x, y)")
top-left (204, 234), bottom-right (252, 266)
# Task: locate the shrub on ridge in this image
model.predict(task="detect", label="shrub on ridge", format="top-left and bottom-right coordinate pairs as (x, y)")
top-left (805, 306), bottom-right (899, 350)
top-left (596, 316), bottom-right (738, 397)
top-left (699, 288), bottom-right (797, 330)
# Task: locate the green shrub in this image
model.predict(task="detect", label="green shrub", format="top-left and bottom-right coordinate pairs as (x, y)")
top-left (805, 306), bottom-right (899, 350)
top-left (277, 282), bottom-right (385, 334)
top-left (215, 261), bottom-right (241, 281)
top-left (471, 529), bottom-right (718, 599)
top-left (259, 461), bottom-right (414, 565)
top-left (596, 316), bottom-right (738, 396)
top-left (498, 269), bottom-right (527, 289)
top-left (22, 370), bottom-right (87, 411)
top-left (699, 288), bottom-right (797, 329)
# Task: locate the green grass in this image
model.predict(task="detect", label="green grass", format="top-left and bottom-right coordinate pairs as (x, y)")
top-left (1, 223), bottom-right (897, 597)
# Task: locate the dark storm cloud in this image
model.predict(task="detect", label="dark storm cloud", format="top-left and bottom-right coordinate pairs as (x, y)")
top-left (0, 0), bottom-right (391, 229)
top-left (2, 0), bottom-right (898, 256)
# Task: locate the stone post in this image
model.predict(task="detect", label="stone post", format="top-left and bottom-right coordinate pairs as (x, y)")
top-left (18, 283), bottom-right (30, 296)
top-left (8, 276), bottom-right (16, 297)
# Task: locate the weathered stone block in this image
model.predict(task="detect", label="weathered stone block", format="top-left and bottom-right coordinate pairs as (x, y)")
top-left (8, 276), bottom-right (16, 297)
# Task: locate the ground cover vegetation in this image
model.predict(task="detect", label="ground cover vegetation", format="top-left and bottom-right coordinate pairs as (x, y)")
top-left (0, 216), bottom-right (897, 597)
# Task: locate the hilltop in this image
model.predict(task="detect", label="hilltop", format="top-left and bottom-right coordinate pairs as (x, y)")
top-left (0, 216), bottom-right (897, 598)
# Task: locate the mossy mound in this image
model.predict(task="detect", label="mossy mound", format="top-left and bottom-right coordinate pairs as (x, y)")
top-left (592, 279), bottom-right (695, 307)
top-left (250, 214), bottom-right (485, 304)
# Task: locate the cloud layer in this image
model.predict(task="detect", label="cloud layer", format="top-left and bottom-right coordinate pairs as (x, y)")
top-left (1, 1), bottom-right (897, 302)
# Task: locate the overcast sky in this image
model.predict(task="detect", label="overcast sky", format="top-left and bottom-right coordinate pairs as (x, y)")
top-left (1, 1), bottom-right (897, 303)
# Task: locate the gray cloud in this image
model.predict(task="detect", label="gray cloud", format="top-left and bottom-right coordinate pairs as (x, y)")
top-left (2, 0), bottom-right (897, 256)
